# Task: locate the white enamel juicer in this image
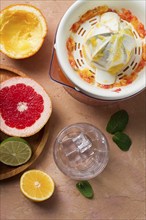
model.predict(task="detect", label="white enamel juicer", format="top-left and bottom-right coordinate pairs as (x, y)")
top-left (54, 0), bottom-right (146, 104)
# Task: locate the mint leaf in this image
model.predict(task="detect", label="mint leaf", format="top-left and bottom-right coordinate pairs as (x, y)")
top-left (76, 181), bottom-right (94, 199)
top-left (106, 110), bottom-right (129, 134)
top-left (112, 132), bottom-right (132, 151)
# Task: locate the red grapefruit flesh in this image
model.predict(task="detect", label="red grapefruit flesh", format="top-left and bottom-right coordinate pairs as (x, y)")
top-left (0, 77), bottom-right (52, 137)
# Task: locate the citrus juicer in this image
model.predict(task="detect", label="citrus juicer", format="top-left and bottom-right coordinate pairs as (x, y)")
top-left (53, 0), bottom-right (145, 101)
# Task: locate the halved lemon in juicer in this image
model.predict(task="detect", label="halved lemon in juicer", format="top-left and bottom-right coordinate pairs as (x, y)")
top-left (0, 4), bottom-right (47, 59)
top-left (83, 11), bottom-right (140, 85)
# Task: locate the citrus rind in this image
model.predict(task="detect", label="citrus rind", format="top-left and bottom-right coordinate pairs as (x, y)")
top-left (0, 4), bottom-right (47, 59)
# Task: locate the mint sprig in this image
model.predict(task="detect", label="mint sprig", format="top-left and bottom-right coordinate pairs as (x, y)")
top-left (106, 109), bottom-right (129, 134)
top-left (76, 181), bottom-right (94, 199)
top-left (106, 110), bottom-right (132, 151)
top-left (112, 132), bottom-right (132, 151)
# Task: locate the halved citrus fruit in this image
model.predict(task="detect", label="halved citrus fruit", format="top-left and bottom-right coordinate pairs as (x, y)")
top-left (0, 4), bottom-right (47, 59)
top-left (20, 170), bottom-right (55, 202)
top-left (0, 77), bottom-right (52, 137)
top-left (0, 137), bottom-right (32, 166)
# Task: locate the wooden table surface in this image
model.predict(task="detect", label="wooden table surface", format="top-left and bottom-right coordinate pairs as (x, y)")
top-left (0, 1), bottom-right (145, 220)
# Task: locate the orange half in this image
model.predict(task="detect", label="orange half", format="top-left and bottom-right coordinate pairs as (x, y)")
top-left (0, 4), bottom-right (47, 59)
top-left (20, 170), bottom-right (55, 202)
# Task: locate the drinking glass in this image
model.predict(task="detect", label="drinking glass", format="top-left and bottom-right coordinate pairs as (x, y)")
top-left (53, 123), bottom-right (109, 180)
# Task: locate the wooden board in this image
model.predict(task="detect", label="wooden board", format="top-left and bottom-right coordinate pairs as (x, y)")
top-left (0, 65), bottom-right (51, 180)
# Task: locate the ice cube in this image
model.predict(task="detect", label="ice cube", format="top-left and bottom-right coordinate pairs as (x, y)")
top-left (73, 133), bottom-right (92, 153)
top-left (62, 138), bottom-right (76, 157)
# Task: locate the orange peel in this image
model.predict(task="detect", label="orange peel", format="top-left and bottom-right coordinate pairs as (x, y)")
top-left (0, 4), bottom-right (47, 59)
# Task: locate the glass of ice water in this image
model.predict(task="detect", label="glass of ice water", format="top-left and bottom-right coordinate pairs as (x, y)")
top-left (53, 123), bottom-right (109, 180)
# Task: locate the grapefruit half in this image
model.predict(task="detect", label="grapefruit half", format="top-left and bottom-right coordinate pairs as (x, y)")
top-left (0, 77), bottom-right (52, 137)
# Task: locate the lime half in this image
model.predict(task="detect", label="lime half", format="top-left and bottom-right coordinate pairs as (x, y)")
top-left (0, 137), bottom-right (32, 166)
